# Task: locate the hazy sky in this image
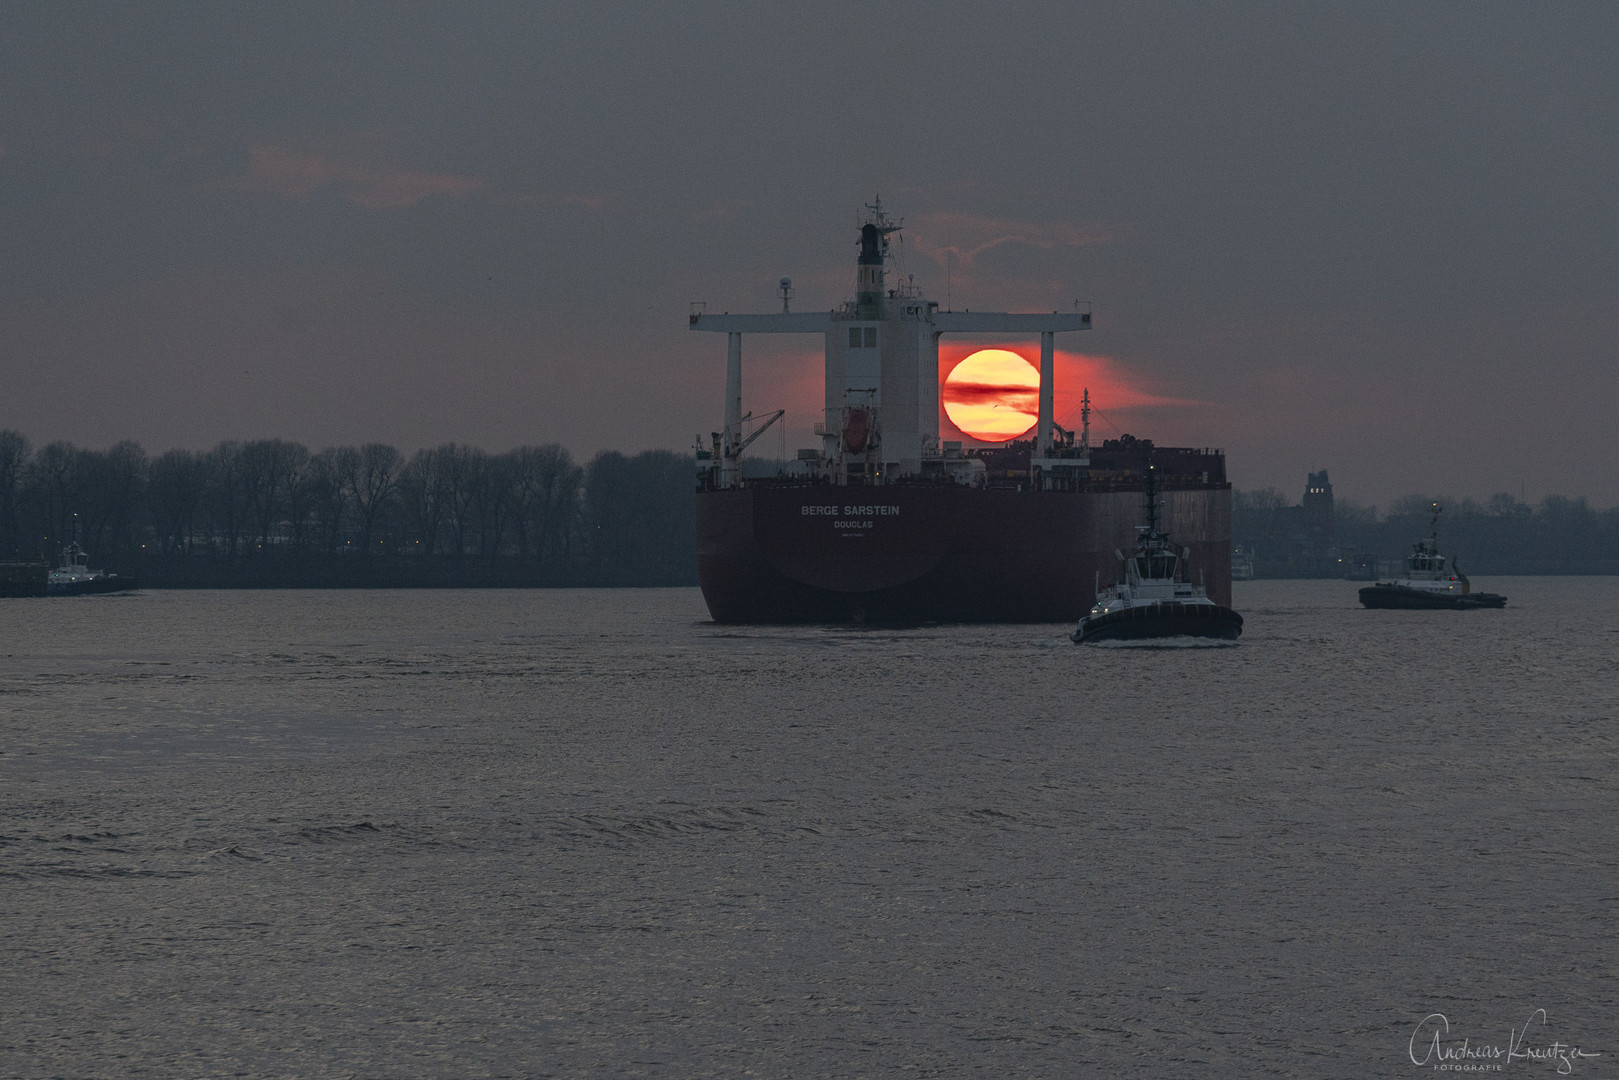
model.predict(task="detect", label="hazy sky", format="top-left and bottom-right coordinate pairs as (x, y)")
top-left (3, 2), bottom-right (1616, 507)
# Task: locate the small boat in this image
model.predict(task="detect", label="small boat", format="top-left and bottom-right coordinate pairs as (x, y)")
top-left (47, 542), bottom-right (137, 596)
top-left (1359, 504), bottom-right (1505, 610)
top-left (1072, 466), bottom-right (1244, 644)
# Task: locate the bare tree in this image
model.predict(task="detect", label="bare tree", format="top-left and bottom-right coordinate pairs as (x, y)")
top-left (101, 441), bottom-right (149, 559)
top-left (508, 444), bottom-right (581, 564)
top-left (435, 443), bottom-right (482, 557)
top-left (0, 430), bottom-right (31, 557)
top-left (202, 442), bottom-right (252, 554)
top-left (471, 451), bottom-right (513, 558)
top-left (285, 453), bottom-right (320, 551)
top-left (71, 448), bottom-right (117, 556)
top-left (22, 441), bottom-right (78, 559)
top-left (399, 447), bottom-right (450, 556)
top-left (149, 449), bottom-right (209, 554)
top-left (346, 443), bottom-right (402, 555)
top-left (307, 447), bottom-right (359, 553)
top-left (238, 439), bottom-right (309, 549)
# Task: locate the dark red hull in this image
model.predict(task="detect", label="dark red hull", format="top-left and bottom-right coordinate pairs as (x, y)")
top-left (697, 483), bottom-right (1232, 624)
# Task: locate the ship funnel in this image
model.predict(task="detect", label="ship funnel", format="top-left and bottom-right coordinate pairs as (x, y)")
top-left (854, 197), bottom-right (900, 320)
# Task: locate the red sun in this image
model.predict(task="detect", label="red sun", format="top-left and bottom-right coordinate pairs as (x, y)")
top-left (942, 349), bottom-right (1039, 441)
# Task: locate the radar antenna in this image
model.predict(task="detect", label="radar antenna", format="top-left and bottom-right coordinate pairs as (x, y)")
top-left (861, 195), bottom-right (903, 251)
top-left (864, 194), bottom-right (896, 228)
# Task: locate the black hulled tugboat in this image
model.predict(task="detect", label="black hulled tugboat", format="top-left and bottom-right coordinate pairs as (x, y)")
top-left (1072, 466), bottom-right (1244, 644)
top-left (47, 542), bottom-right (137, 596)
top-left (1359, 504), bottom-right (1505, 610)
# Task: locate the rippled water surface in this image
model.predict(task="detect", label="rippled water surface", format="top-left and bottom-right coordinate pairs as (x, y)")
top-left (3, 581), bottom-right (1616, 1077)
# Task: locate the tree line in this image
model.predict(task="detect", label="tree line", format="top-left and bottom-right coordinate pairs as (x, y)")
top-left (0, 431), bottom-right (696, 586)
top-left (1234, 487), bottom-right (1619, 575)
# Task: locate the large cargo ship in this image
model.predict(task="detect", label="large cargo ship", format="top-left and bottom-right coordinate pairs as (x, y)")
top-left (691, 200), bottom-right (1230, 623)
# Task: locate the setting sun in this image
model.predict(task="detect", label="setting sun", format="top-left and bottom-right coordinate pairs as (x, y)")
top-left (942, 349), bottom-right (1040, 441)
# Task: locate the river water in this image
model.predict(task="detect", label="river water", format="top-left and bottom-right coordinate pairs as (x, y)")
top-left (2, 581), bottom-right (1615, 1078)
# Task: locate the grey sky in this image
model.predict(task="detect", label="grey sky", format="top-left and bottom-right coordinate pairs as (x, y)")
top-left (3, 2), bottom-right (1615, 507)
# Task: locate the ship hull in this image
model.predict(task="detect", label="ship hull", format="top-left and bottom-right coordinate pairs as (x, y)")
top-left (697, 484), bottom-right (1231, 624)
top-left (1072, 602), bottom-right (1243, 644)
top-left (1359, 584), bottom-right (1506, 609)
top-left (47, 575), bottom-right (138, 597)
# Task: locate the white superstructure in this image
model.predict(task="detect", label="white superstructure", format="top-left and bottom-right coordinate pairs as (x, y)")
top-left (691, 198), bottom-right (1091, 487)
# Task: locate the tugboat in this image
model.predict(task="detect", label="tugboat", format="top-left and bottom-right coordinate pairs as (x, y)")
top-left (1072, 466), bottom-right (1244, 644)
top-left (1359, 504), bottom-right (1505, 609)
top-left (47, 542), bottom-right (137, 596)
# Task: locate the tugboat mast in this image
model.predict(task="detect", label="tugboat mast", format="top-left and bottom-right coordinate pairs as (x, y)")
top-left (1143, 460), bottom-right (1161, 538)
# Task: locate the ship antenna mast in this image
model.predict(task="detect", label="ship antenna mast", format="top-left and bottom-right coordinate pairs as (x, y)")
top-left (1145, 459), bottom-right (1160, 537)
top-left (1080, 387), bottom-right (1092, 457)
top-left (1430, 501), bottom-right (1441, 544)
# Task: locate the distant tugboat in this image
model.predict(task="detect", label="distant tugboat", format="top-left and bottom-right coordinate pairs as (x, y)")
top-left (1359, 504), bottom-right (1505, 610)
top-left (47, 543), bottom-right (137, 596)
top-left (1072, 466), bottom-right (1244, 644)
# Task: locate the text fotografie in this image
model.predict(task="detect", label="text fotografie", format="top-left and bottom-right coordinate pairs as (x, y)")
top-left (1409, 1010), bottom-right (1601, 1074)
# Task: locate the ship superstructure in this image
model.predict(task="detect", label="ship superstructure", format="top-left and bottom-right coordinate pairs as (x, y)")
top-left (692, 199), bottom-right (1092, 488)
top-left (689, 200), bottom-right (1230, 624)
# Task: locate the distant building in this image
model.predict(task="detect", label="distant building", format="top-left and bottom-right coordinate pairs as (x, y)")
top-left (1302, 470), bottom-right (1334, 553)
top-left (1235, 470), bottom-right (1342, 578)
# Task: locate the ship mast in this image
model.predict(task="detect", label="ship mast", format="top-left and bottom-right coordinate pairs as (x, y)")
top-left (1080, 387), bottom-right (1091, 458)
top-left (1144, 460), bottom-right (1161, 538)
top-left (855, 196), bottom-right (901, 321)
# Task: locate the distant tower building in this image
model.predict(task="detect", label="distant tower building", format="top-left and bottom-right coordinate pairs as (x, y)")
top-left (1302, 469), bottom-right (1335, 556)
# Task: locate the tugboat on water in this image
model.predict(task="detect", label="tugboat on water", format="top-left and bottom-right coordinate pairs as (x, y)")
top-left (47, 542), bottom-right (137, 596)
top-left (1359, 504), bottom-right (1505, 610)
top-left (1072, 466), bottom-right (1244, 644)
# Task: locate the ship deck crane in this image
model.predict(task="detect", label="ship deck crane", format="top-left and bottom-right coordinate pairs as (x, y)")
top-left (732, 409), bottom-right (786, 457)
top-left (711, 409), bottom-right (786, 463)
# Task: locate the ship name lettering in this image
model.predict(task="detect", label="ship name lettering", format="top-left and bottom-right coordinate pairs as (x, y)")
top-left (800, 505), bottom-right (899, 517)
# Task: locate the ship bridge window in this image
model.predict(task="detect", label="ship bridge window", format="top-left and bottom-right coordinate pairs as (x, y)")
top-left (1136, 556), bottom-right (1174, 579)
top-left (848, 326), bottom-right (877, 348)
